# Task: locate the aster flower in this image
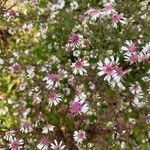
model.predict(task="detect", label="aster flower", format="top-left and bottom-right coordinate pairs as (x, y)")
top-left (9, 63), bottom-right (21, 72)
top-left (138, 51), bottom-right (150, 62)
top-left (97, 56), bottom-right (119, 82)
top-left (132, 98), bottom-right (146, 108)
top-left (48, 91), bottom-right (63, 106)
top-left (121, 40), bottom-right (139, 64)
top-left (142, 42), bottom-right (150, 53)
top-left (124, 52), bottom-right (139, 64)
top-left (37, 138), bottom-right (49, 150)
top-left (71, 58), bottom-right (89, 75)
top-left (110, 67), bottom-right (125, 89)
top-left (73, 130), bottom-right (86, 143)
top-left (5, 9), bottom-right (19, 19)
top-left (50, 140), bottom-right (65, 150)
top-left (42, 124), bottom-right (55, 134)
top-left (20, 122), bottom-right (33, 133)
top-left (112, 13), bottom-right (126, 28)
top-left (112, 67), bottom-right (125, 82)
top-left (70, 97), bottom-right (89, 115)
top-left (9, 138), bottom-right (24, 150)
top-left (69, 33), bottom-right (83, 46)
top-left (102, 5), bottom-right (115, 15)
top-left (129, 83), bottom-right (144, 101)
top-left (4, 130), bottom-right (15, 141)
top-left (43, 73), bottom-right (61, 89)
top-left (87, 8), bottom-right (102, 20)
top-left (129, 82), bottom-right (142, 95)
top-left (138, 43), bottom-right (150, 62)
top-left (121, 40), bottom-right (137, 53)
top-left (22, 23), bottom-right (33, 32)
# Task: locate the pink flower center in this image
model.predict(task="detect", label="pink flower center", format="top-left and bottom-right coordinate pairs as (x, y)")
top-left (132, 84), bottom-right (139, 92)
top-left (71, 102), bottom-right (82, 113)
top-left (54, 146), bottom-right (60, 150)
top-left (78, 132), bottom-right (85, 139)
top-left (75, 60), bottom-right (83, 69)
top-left (41, 139), bottom-right (49, 145)
top-left (130, 53), bottom-right (138, 63)
top-left (112, 14), bottom-right (122, 23)
top-left (12, 64), bottom-right (20, 71)
top-left (70, 34), bottom-right (79, 44)
top-left (8, 10), bottom-right (16, 16)
top-left (115, 68), bottom-right (124, 77)
top-left (48, 74), bottom-right (59, 82)
top-left (128, 44), bottom-right (136, 52)
top-left (23, 123), bottom-right (30, 128)
top-left (104, 64), bottom-right (113, 75)
top-left (11, 141), bottom-right (19, 149)
top-left (49, 93), bottom-right (57, 101)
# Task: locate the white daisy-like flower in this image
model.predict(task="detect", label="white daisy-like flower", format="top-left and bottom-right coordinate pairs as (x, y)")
top-left (51, 140), bottom-right (65, 150)
top-left (87, 8), bottom-right (102, 20)
top-left (142, 42), bottom-right (150, 53)
top-left (4, 130), bottom-right (15, 141)
top-left (73, 130), bottom-right (86, 143)
top-left (71, 58), bottom-right (89, 75)
top-left (9, 138), bottom-right (24, 150)
top-left (129, 82), bottom-right (143, 95)
top-left (102, 5), bottom-right (115, 15)
top-left (48, 91), bottom-right (63, 106)
top-left (130, 82), bottom-right (144, 105)
top-left (138, 51), bottom-right (150, 62)
top-left (97, 56), bottom-right (119, 82)
top-left (69, 33), bottom-right (83, 47)
top-left (132, 98), bottom-right (145, 108)
top-left (70, 97), bottom-right (89, 115)
top-left (22, 23), bottom-right (33, 32)
top-left (112, 13), bottom-right (126, 28)
top-left (20, 122), bottom-right (33, 133)
top-left (43, 73), bottom-right (61, 89)
top-left (42, 124), bottom-right (55, 134)
top-left (138, 42), bottom-right (150, 62)
top-left (124, 52), bottom-right (138, 64)
top-left (121, 40), bottom-right (137, 53)
top-left (37, 138), bottom-right (49, 150)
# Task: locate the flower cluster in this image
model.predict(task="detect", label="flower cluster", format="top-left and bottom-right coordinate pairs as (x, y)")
top-left (0, 0), bottom-right (150, 149)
